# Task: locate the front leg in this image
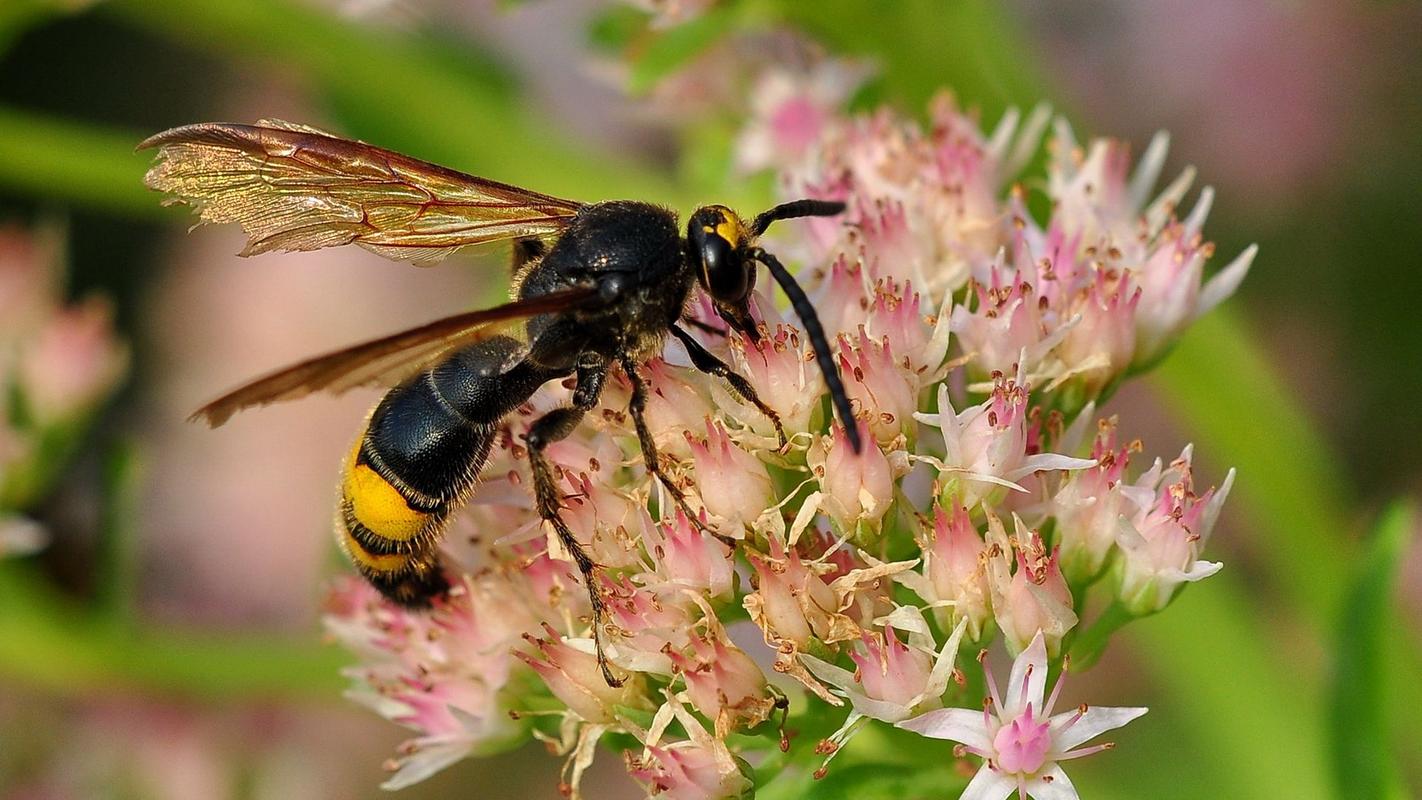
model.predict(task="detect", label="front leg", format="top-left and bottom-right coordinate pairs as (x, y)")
top-left (525, 356), bottom-right (625, 686)
top-left (670, 324), bottom-right (788, 450)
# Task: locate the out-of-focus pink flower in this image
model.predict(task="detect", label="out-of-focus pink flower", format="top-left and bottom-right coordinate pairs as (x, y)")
top-left (985, 514), bottom-right (1077, 656)
top-left (1115, 445), bottom-right (1233, 614)
top-left (0, 225), bottom-right (58, 342)
top-left (899, 630), bottom-right (1147, 800)
top-left (624, 0), bottom-right (717, 30)
top-left (17, 296), bottom-right (128, 425)
top-left (735, 59), bottom-right (870, 173)
top-left (684, 418), bottom-right (773, 534)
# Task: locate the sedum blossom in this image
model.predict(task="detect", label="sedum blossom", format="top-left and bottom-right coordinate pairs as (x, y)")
top-left (898, 630), bottom-right (1148, 800)
top-left (323, 71), bottom-right (1243, 798)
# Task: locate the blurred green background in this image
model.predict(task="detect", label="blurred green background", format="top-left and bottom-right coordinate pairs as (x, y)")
top-left (0, 1), bottom-right (1418, 798)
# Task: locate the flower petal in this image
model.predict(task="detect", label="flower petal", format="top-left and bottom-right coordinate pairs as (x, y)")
top-left (1026, 764), bottom-right (1079, 800)
top-left (895, 708), bottom-right (993, 752)
top-left (1004, 630), bottom-right (1048, 717)
top-left (961, 765), bottom-right (1018, 800)
top-left (1050, 706), bottom-right (1149, 752)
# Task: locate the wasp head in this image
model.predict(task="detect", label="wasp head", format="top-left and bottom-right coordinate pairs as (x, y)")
top-left (687, 204), bottom-right (759, 340)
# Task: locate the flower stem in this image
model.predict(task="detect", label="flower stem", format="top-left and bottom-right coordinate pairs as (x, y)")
top-left (1066, 601), bottom-right (1136, 672)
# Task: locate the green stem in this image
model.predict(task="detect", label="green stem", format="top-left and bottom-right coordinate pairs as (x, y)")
top-left (0, 564), bottom-right (343, 702)
top-left (1066, 601), bottom-right (1135, 672)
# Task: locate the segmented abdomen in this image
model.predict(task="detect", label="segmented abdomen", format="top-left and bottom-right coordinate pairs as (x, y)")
top-left (337, 373), bottom-right (495, 607)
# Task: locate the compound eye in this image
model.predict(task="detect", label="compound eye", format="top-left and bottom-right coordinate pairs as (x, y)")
top-left (702, 234), bottom-right (750, 302)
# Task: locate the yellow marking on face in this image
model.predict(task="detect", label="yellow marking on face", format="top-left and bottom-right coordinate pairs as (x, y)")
top-left (342, 443), bottom-right (428, 541)
top-left (709, 205), bottom-right (747, 246)
top-left (338, 525), bottom-right (410, 573)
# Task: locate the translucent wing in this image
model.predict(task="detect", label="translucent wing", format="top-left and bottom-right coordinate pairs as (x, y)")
top-left (140, 119), bottom-right (584, 266)
top-left (192, 285), bottom-right (600, 426)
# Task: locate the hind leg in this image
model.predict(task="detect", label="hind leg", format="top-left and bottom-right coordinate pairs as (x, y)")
top-left (524, 357), bottom-right (624, 685)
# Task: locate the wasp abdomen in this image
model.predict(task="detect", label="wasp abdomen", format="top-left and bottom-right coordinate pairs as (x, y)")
top-left (336, 347), bottom-right (563, 607)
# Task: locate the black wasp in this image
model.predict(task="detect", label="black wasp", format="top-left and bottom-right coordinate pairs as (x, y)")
top-left (140, 119), bottom-right (860, 684)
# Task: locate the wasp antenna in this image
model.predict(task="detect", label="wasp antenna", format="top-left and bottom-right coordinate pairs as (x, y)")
top-left (751, 199), bottom-right (848, 237)
top-left (751, 247), bottom-right (862, 453)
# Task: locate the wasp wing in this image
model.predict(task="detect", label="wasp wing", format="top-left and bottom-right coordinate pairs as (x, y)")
top-left (140, 120), bottom-right (584, 266)
top-left (192, 285), bottom-right (600, 427)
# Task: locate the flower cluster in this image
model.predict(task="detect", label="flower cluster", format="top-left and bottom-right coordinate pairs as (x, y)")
top-left (0, 224), bottom-right (127, 554)
top-left (326, 71), bottom-right (1248, 799)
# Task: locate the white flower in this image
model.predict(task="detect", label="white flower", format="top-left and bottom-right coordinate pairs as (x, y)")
top-left (897, 630), bottom-right (1146, 800)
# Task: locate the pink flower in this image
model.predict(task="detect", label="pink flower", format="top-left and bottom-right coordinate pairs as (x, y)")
top-left (1050, 418), bottom-right (1137, 583)
top-left (837, 329), bottom-right (917, 445)
top-left (916, 372), bottom-right (1095, 506)
top-left (736, 59), bottom-right (870, 173)
top-left (667, 625), bottom-right (775, 736)
top-left (898, 504), bottom-right (992, 640)
top-left (644, 510), bottom-right (735, 600)
top-left (639, 358), bottom-right (716, 457)
top-left (725, 316), bottom-right (825, 439)
top-left (684, 418), bottom-right (773, 533)
top-left (1054, 267), bottom-right (1141, 399)
top-left (517, 623), bottom-right (652, 724)
top-left (744, 538), bottom-right (840, 649)
top-left (1114, 445), bottom-right (1233, 614)
top-left (898, 630), bottom-right (1147, 800)
top-left (626, 697), bottom-right (753, 800)
top-left (17, 296), bottom-right (127, 425)
top-left (985, 514), bottom-right (1078, 656)
top-left (807, 422), bottom-right (896, 541)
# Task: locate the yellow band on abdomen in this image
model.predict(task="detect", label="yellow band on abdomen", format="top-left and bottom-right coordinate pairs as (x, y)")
top-left (338, 523), bottom-right (411, 574)
top-left (342, 446), bottom-right (429, 542)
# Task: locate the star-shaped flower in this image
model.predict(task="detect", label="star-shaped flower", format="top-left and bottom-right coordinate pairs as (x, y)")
top-left (896, 630), bottom-right (1146, 799)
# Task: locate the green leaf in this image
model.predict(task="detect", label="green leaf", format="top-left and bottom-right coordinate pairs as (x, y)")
top-left (0, 105), bottom-right (158, 218)
top-left (626, 5), bottom-right (739, 95)
top-left (1328, 500), bottom-right (1414, 800)
top-left (800, 762), bottom-right (966, 800)
top-left (0, 562), bottom-right (344, 701)
top-left (104, 0), bottom-right (685, 207)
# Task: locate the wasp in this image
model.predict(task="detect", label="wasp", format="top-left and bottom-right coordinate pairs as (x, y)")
top-left (140, 119), bottom-right (860, 684)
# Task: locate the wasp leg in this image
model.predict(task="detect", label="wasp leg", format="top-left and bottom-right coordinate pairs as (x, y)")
top-left (681, 316), bottom-right (729, 338)
top-left (620, 355), bottom-right (736, 549)
top-left (670, 324), bottom-right (788, 451)
top-left (525, 357), bottom-right (625, 687)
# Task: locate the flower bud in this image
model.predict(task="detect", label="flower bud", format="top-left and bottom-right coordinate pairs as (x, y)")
top-left (684, 419), bottom-right (773, 533)
top-left (808, 422), bottom-right (895, 542)
top-left (645, 510), bottom-right (735, 600)
top-left (728, 321), bottom-right (824, 438)
top-left (985, 514), bottom-right (1077, 656)
top-left (838, 329), bottom-right (917, 444)
top-left (848, 626), bottom-right (933, 709)
top-left (1051, 417), bottom-right (1138, 583)
top-left (920, 504), bottom-right (991, 640)
top-left (517, 624), bottom-right (650, 724)
top-left (668, 628), bottom-right (774, 735)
